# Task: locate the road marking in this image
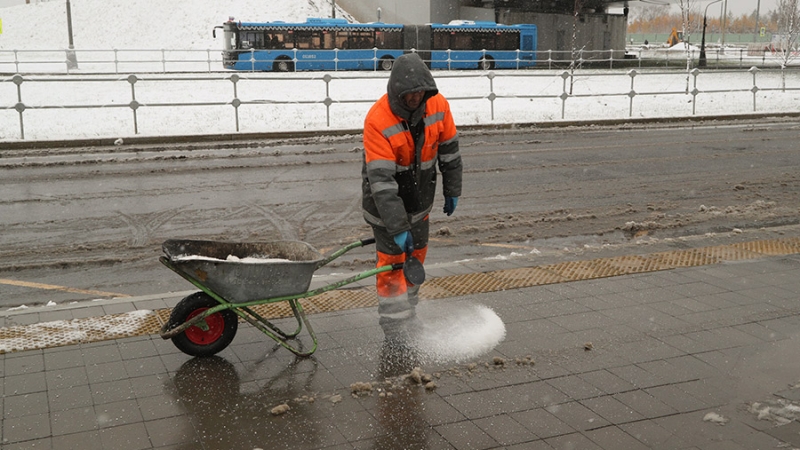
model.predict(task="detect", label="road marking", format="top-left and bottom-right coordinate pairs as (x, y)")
top-left (479, 242), bottom-right (534, 250)
top-left (0, 279), bottom-right (130, 298)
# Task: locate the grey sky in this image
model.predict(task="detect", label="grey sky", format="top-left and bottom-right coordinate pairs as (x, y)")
top-left (0, 0), bottom-right (783, 17)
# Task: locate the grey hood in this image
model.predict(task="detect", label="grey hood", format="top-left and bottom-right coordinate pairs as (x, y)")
top-left (387, 53), bottom-right (438, 125)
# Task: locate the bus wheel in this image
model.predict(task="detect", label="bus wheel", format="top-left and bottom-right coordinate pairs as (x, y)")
top-left (479, 57), bottom-right (494, 70)
top-left (274, 59), bottom-right (294, 72)
top-left (379, 57), bottom-right (394, 71)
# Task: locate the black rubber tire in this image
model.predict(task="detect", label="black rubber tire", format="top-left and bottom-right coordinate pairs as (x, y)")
top-left (167, 292), bottom-right (238, 357)
top-left (479, 56), bottom-right (494, 70)
top-left (379, 57), bottom-right (394, 71)
top-left (274, 58), bottom-right (294, 72)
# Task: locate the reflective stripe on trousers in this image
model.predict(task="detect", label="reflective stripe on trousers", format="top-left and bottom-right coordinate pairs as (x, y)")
top-left (376, 247), bottom-right (427, 324)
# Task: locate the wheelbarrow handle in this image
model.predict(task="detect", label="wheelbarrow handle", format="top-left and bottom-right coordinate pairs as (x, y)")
top-left (315, 237), bottom-right (377, 269)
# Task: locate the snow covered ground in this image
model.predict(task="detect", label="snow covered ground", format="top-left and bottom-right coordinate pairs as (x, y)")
top-left (0, 0), bottom-right (799, 142)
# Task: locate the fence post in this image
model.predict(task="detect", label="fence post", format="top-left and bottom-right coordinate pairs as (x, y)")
top-left (548, 49), bottom-right (552, 70)
top-left (161, 49), bottom-right (167, 73)
top-left (14, 50), bottom-right (20, 73)
top-left (126, 74), bottom-right (140, 134)
top-left (334, 48), bottom-right (339, 72)
top-left (690, 68), bottom-right (700, 115)
top-left (487, 72), bottom-right (496, 120)
top-left (207, 49), bottom-right (212, 73)
top-left (114, 49), bottom-right (119, 74)
top-left (627, 69), bottom-right (637, 117)
top-left (750, 66), bottom-right (760, 111)
top-left (229, 74), bottom-right (240, 132)
top-left (323, 74), bottom-right (333, 127)
top-left (13, 74), bottom-right (26, 140)
top-left (560, 71), bottom-right (570, 119)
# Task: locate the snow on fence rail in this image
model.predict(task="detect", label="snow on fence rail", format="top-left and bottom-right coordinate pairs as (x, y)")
top-left (1, 67), bottom-right (799, 141)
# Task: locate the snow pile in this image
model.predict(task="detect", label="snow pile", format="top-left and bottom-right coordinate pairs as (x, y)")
top-left (173, 254), bottom-right (292, 263)
top-left (0, 310), bottom-right (155, 353)
top-left (749, 399), bottom-right (800, 426)
top-left (0, 0), bottom-right (329, 51)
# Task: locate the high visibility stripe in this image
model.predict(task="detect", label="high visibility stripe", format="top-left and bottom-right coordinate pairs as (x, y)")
top-left (367, 159), bottom-right (397, 171)
top-left (363, 206), bottom-right (432, 227)
top-left (421, 159), bottom-right (436, 170)
top-left (439, 151), bottom-right (461, 163)
top-left (370, 181), bottom-right (397, 193)
top-left (382, 123), bottom-right (406, 139)
top-left (441, 133), bottom-right (459, 146)
top-left (379, 309), bottom-right (415, 320)
top-left (424, 112), bottom-right (444, 126)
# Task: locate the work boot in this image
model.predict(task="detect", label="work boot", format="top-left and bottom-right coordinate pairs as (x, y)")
top-left (379, 336), bottom-right (420, 378)
top-left (378, 315), bottom-right (423, 378)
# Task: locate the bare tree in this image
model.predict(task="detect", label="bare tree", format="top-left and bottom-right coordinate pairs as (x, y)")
top-left (773, 0), bottom-right (800, 89)
top-left (676, 0), bottom-right (698, 92)
top-left (568, 0), bottom-right (584, 94)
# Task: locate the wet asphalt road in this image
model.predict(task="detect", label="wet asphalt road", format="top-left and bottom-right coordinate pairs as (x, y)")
top-left (2, 117), bottom-right (800, 308)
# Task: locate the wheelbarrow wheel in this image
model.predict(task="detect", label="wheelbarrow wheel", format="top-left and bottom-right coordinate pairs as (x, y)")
top-left (167, 292), bottom-right (238, 357)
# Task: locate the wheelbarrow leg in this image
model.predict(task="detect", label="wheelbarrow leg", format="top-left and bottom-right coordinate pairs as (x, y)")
top-left (235, 300), bottom-right (317, 357)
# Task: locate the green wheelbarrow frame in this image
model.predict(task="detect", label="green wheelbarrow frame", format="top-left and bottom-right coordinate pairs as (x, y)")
top-left (159, 237), bottom-right (406, 357)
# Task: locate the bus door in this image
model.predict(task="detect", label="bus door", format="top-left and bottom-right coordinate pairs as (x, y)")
top-left (403, 25), bottom-right (432, 68)
top-left (519, 26), bottom-right (537, 66)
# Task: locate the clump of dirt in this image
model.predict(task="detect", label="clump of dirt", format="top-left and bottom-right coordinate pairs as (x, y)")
top-left (405, 367), bottom-right (433, 385)
top-left (270, 403), bottom-right (290, 415)
top-left (350, 381), bottom-right (374, 397)
top-left (515, 355), bottom-right (535, 365)
top-left (435, 226), bottom-right (453, 236)
top-left (293, 395), bottom-right (316, 404)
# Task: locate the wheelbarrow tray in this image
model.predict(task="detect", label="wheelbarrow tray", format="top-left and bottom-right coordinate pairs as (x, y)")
top-left (162, 239), bottom-right (324, 302)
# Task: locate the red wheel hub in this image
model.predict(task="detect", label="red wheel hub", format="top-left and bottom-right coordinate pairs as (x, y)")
top-left (184, 308), bottom-right (225, 345)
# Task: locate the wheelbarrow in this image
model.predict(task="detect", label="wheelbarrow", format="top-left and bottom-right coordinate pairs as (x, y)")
top-left (159, 237), bottom-right (424, 357)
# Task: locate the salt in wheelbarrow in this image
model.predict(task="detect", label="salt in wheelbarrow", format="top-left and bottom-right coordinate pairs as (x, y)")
top-left (159, 237), bottom-right (424, 357)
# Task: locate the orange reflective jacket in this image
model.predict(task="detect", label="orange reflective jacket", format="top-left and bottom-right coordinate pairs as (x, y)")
top-left (362, 91), bottom-right (461, 235)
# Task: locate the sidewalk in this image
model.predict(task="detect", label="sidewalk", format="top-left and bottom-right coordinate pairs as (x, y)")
top-left (2, 239), bottom-right (800, 449)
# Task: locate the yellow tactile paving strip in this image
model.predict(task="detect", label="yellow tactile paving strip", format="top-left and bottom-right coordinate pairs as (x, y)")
top-left (2, 237), bottom-right (800, 354)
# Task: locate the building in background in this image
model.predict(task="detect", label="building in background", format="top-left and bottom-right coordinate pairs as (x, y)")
top-left (335, 0), bottom-right (630, 60)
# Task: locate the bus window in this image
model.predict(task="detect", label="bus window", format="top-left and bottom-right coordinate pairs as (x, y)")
top-left (322, 30), bottom-right (335, 49)
top-left (336, 31), bottom-right (351, 48)
top-left (242, 31), bottom-right (266, 49)
top-left (473, 32), bottom-right (496, 50)
top-left (294, 30), bottom-right (324, 49)
top-left (497, 32), bottom-right (518, 50)
top-left (433, 32), bottom-right (449, 50)
top-left (451, 33), bottom-right (472, 50)
top-left (381, 31), bottom-right (403, 49)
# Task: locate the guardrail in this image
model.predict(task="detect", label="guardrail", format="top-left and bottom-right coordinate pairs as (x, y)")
top-left (4, 47), bottom-right (794, 74)
top-left (1, 67), bottom-right (798, 141)
top-left (625, 47), bottom-right (800, 69)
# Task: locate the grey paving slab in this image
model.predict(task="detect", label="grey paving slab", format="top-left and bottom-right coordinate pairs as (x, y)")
top-left (3, 254), bottom-right (800, 449)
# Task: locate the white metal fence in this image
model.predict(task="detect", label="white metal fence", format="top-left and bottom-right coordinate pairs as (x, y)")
top-left (1, 67), bottom-right (799, 141)
top-left (2, 46), bottom-right (796, 74)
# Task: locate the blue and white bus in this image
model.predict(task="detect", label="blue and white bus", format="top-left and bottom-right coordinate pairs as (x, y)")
top-left (214, 18), bottom-right (537, 72)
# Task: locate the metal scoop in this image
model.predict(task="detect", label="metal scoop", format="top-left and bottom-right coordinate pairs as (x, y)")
top-left (403, 249), bottom-right (426, 286)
